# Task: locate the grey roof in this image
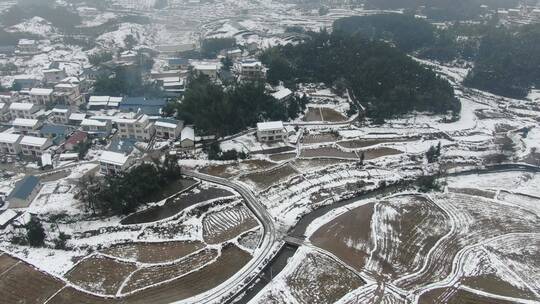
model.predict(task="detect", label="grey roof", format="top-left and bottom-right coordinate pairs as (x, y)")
top-left (9, 176), bottom-right (39, 200)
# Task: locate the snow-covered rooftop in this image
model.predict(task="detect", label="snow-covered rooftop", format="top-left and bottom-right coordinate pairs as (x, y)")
top-left (257, 121), bottom-right (284, 131)
top-left (99, 151), bottom-right (129, 166)
top-left (30, 88), bottom-right (53, 96)
top-left (12, 118), bottom-right (39, 128)
top-left (271, 88), bottom-right (293, 100)
top-left (20, 136), bottom-right (49, 147)
top-left (181, 126), bottom-right (195, 141)
top-left (0, 133), bottom-right (22, 144)
top-left (81, 118), bottom-right (107, 127)
top-left (0, 209), bottom-right (19, 227)
top-left (69, 113), bottom-right (86, 121)
top-left (9, 103), bottom-right (35, 111)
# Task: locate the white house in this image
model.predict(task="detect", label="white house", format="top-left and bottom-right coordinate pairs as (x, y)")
top-left (0, 102), bottom-right (11, 122)
top-left (115, 114), bottom-right (154, 141)
top-left (238, 60), bottom-right (265, 81)
top-left (154, 118), bottom-right (184, 139)
top-left (19, 136), bottom-right (52, 158)
top-left (43, 68), bottom-right (67, 85)
top-left (180, 126), bottom-right (195, 148)
top-left (0, 133), bottom-right (22, 154)
top-left (53, 83), bottom-right (83, 106)
top-left (29, 88), bottom-right (54, 106)
top-left (50, 106), bottom-right (71, 124)
top-left (9, 103), bottom-right (40, 119)
top-left (256, 121), bottom-right (286, 142)
top-left (81, 118), bottom-right (112, 136)
top-left (17, 39), bottom-right (39, 54)
top-left (271, 88), bottom-right (293, 102)
top-left (99, 151), bottom-right (133, 175)
top-left (191, 60), bottom-right (222, 81)
top-left (12, 118), bottom-right (42, 135)
top-left (68, 113), bottom-right (86, 125)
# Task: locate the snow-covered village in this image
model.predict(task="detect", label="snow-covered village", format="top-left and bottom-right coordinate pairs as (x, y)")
top-left (0, 0), bottom-right (539, 303)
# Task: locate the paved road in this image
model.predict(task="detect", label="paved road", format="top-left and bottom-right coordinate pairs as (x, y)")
top-left (179, 170), bottom-right (277, 304)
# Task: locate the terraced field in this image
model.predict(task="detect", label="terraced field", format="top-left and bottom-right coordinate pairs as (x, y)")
top-left (202, 203), bottom-right (260, 244)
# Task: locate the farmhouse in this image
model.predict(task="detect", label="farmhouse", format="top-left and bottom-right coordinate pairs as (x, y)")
top-left (17, 39), bottom-right (39, 54)
top-left (99, 151), bottom-right (133, 175)
top-left (54, 83), bottom-right (83, 106)
top-left (191, 60), bottom-right (222, 81)
top-left (180, 126), bottom-right (195, 148)
top-left (43, 68), bottom-right (67, 85)
top-left (257, 121), bottom-right (287, 142)
top-left (8, 175), bottom-right (41, 208)
top-left (238, 60), bottom-right (265, 81)
top-left (271, 88), bottom-right (293, 103)
top-left (0, 209), bottom-right (19, 229)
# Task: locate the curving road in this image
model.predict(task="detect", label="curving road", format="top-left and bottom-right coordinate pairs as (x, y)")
top-left (179, 170), bottom-right (277, 304)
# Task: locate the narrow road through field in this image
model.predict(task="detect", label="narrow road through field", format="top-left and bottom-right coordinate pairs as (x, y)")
top-left (180, 170), bottom-right (277, 304)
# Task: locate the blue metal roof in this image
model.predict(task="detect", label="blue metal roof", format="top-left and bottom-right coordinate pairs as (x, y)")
top-left (119, 97), bottom-right (166, 116)
top-left (108, 138), bottom-right (137, 154)
top-left (168, 58), bottom-right (189, 66)
top-left (40, 124), bottom-right (72, 137)
top-left (9, 176), bottom-right (39, 200)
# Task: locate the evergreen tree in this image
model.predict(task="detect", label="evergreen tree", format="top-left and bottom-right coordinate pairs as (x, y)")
top-left (26, 216), bottom-right (46, 247)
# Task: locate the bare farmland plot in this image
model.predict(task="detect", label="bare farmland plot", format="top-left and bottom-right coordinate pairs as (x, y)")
top-left (238, 228), bottom-right (262, 251)
top-left (364, 196), bottom-right (451, 279)
top-left (121, 244), bottom-right (251, 304)
top-left (292, 158), bottom-right (353, 173)
top-left (0, 261), bottom-right (64, 304)
top-left (0, 253), bottom-right (18, 274)
top-left (201, 159), bottom-right (275, 178)
top-left (303, 107), bottom-right (323, 122)
top-left (65, 255), bottom-right (137, 295)
top-left (310, 202), bottom-right (375, 272)
top-left (121, 186), bottom-right (234, 225)
top-left (448, 187), bottom-right (497, 199)
top-left (302, 133), bottom-right (339, 145)
top-left (338, 138), bottom-right (415, 149)
top-left (240, 164), bottom-right (299, 190)
top-left (286, 251), bottom-right (365, 304)
top-left (300, 147), bottom-right (358, 159)
top-left (121, 248), bottom-right (219, 293)
top-left (48, 288), bottom-right (116, 304)
top-left (320, 107), bottom-right (347, 122)
top-left (203, 204), bottom-right (259, 244)
top-left (102, 240), bottom-right (205, 264)
top-left (419, 287), bottom-right (519, 304)
top-left (459, 246), bottom-right (538, 300)
top-left (397, 193), bottom-right (540, 291)
top-left (269, 152), bottom-right (296, 162)
top-left (341, 285), bottom-right (408, 304)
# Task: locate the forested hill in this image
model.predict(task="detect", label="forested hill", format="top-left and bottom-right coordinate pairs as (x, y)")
top-left (465, 24), bottom-right (540, 99)
top-left (333, 14), bottom-right (435, 52)
top-left (261, 30), bottom-right (460, 121)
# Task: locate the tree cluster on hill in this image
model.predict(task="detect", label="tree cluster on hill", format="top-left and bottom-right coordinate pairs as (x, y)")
top-left (1, 3), bottom-right (81, 31)
top-left (261, 30), bottom-right (460, 121)
top-left (201, 38), bottom-right (236, 58)
top-left (88, 51), bottom-right (113, 66)
top-left (364, 0), bottom-right (520, 21)
top-left (77, 155), bottom-right (182, 215)
top-left (465, 24), bottom-right (540, 99)
top-left (171, 76), bottom-right (287, 136)
top-left (333, 14), bottom-right (436, 52)
top-left (207, 142), bottom-right (248, 161)
top-left (93, 64), bottom-right (162, 97)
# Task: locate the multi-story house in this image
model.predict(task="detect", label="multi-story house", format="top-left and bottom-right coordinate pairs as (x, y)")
top-left (80, 118), bottom-right (112, 137)
top-left (0, 133), bottom-right (22, 154)
top-left (19, 136), bottom-right (52, 158)
top-left (115, 113), bottom-right (154, 141)
top-left (99, 151), bottom-right (134, 176)
top-left (12, 118), bottom-right (42, 135)
top-left (50, 106), bottom-right (72, 124)
top-left (256, 121), bottom-right (287, 142)
top-left (29, 88), bottom-right (54, 106)
top-left (53, 83), bottom-right (83, 106)
top-left (9, 102), bottom-right (40, 119)
top-left (154, 118), bottom-right (184, 139)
